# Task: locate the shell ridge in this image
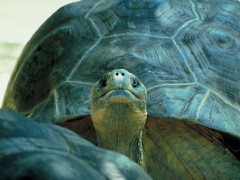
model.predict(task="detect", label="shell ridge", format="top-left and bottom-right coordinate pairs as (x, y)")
top-left (199, 84), bottom-right (240, 113)
top-left (172, 0), bottom-right (199, 39)
top-left (66, 38), bottom-right (102, 81)
top-left (85, 0), bottom-right (114, 38)
top-left (54, 89), bottom-right (60, 121)
top-left (172, 19), bottom-right (198, 40)
top-left (146, 82), bottom-right (196, 91)
top-left (85, 0), bottom-right (104, 18)
top-left (173, 39), bottom-right (197, 82)
top-left (195, 90), bottom-right (210, 121)
top-left (189, 0), bottom-right (200, 20)
top-left (103, 33), bottom-right (171, 39)
top-left (85, 0), bottom-right (105, 37)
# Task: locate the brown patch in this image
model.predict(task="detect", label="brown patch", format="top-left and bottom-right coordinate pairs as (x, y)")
top-left (131, 109), bottom-right (147, 126)
top-left (90, 108), bottom-right (108, 126)
top-left (146, 116), bottom-right (225, 147)
top-left (58, 116), bottom-right (97, 145)
top-left (143, 116), bottom-right (240, 179)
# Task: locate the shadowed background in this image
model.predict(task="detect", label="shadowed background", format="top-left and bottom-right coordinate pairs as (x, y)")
top-left (0, 0), bottom-right (78, 106)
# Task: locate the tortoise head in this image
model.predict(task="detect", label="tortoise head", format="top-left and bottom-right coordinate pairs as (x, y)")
top-left (91, 69), bottom-right (147, 159)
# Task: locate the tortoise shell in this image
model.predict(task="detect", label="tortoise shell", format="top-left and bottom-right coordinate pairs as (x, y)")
top-left (2, 0), bottom-right (240, 137)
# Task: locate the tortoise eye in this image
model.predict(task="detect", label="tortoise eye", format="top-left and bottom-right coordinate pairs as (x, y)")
top-left (99, 76), bottom-right (108, 87)
top-left (132, 78), bottom-right (139, 88)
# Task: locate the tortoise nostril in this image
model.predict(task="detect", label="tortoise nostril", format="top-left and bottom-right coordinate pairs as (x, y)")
top-left (115, 71), bottom-right (125, 78)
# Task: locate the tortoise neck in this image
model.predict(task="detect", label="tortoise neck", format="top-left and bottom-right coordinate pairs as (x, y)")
top-left (91, 103), bottom-right (146, 165)
top-left (96, 128), bottom-right (144, 164)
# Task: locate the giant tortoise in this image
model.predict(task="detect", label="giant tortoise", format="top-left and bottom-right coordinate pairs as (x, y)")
top-left (2, 0), bottom-right (240, 179)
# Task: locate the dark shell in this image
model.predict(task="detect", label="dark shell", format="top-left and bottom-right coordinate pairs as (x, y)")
top-left (0, 109), bottom-right (150, 179)
top-left (2, 0), bottom-right (240, 137)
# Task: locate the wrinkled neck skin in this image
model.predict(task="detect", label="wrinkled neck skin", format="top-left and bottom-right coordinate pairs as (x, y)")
top-left (91, 103), bottom-right (147, 165)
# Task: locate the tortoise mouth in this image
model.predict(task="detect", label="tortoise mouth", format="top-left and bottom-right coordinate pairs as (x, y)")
top-left (98, 88), bottom-right (141, 100)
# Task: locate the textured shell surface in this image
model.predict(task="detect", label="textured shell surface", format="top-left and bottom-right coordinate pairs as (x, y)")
top-left (2, 0), bottom-right (240, 137)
